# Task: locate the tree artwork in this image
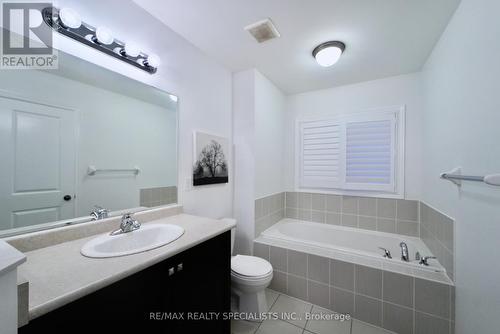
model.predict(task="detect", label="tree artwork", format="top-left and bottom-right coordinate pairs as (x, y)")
top-left (193, 133), bottom-right (229, 186)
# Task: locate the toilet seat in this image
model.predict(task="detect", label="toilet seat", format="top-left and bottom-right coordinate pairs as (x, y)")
top-left (231, 255), bottom-right (272, 278)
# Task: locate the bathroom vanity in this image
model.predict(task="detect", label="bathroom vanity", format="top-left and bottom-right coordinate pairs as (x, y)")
top-left (10, 211), bottom-right (234, 334)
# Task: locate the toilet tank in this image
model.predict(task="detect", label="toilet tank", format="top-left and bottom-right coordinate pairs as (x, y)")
top-left (220, 218), bottom-right (236, 254)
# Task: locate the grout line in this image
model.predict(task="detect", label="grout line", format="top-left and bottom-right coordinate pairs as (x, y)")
top-left (414, 309), bottom-right (453, 322)
top-left (353, 263), bottom-right (356, 315)
top-left (268, 289), bottom-right (401, 334)
top-left (381, 268), bottom-right (385, 328)
top-left (413, 274), bottom-right (416, 334)
top-left (328, 259), bottom-right (331, 307)
top-left (356, 197), bottom-right (359, 228)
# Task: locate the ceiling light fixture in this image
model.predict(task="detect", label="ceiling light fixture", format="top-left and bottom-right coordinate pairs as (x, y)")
top-left (312, 41), bottom-right (345, 67)
top-left (42, 7), bottom-right (159, 74)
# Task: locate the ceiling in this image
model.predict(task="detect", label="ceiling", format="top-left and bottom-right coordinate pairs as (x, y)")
top-left (133, 0), bottom-right (460, 94)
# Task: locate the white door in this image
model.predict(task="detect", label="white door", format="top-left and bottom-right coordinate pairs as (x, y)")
top-left (0, 95), bottom-right (76, 231)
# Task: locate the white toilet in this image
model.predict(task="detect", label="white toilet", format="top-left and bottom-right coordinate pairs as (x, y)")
top-left (229, 226), bottom-right (273, 315)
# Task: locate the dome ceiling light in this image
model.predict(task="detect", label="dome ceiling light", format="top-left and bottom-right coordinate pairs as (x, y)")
top-left (312, 41), bottom-right (346, 67)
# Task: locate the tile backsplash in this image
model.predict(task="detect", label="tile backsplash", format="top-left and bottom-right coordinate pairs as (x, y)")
top-left (420, 203), bottom-right (455, 281)
top-left (140, 186), bottom-right (177, 208)
top-left (285, 192), bottom-right (420, 237)
top-left (254, 193), bottom-right (285, 236)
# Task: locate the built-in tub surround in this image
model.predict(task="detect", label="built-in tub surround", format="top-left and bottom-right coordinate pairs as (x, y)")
top-left (254, 237), bottom-right (455, 334)
top-left (254, 193), bottom-right (285, 236)
top-left (420, 203), bottom-right (455, 281)
top-left (285, 192), bottom-right (421, 237)
top-left (261, 220), bottom-right (446, 276)
top-left (255, 191), bottom-right (455, 282)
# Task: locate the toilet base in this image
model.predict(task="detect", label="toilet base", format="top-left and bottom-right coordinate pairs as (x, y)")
top-left (232, 288), bottom-right (269, 317)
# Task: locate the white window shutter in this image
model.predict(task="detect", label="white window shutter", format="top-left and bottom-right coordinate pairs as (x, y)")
top-left (297, 108), bottom-right (402, 195)
top-left (343, 113), bottom-right (397, 192)
top-left (299, 120), bottom-right (341, 189)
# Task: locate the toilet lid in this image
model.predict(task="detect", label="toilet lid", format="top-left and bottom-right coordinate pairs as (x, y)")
top-left (231, 255), bottom-right (272, 277)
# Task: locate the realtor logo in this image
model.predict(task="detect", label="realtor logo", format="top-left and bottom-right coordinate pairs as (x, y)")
top-left (1, 2), bottom-right (58, 69)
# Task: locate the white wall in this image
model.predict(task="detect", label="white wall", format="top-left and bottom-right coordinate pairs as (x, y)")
top-left (232, 69), bottom-right (286, 254)
top-left (254, 72), bottom-right (286, 198)
top-left (232, 70), bottom-right (256, 255)
top-left (421, 0), bottom-right (500, 333)
top-left (285, 73), bottom-right (423, 199)
top-left (46, 0), bottom-right (234, 219)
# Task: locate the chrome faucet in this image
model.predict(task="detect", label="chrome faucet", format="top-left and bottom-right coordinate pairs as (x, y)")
top-left (110, 213), bottom-right (141, 236)
top-left (419, 256), bottom-right (437, 266)
top-left (90, 205), bottom-right (109, 221)
top-left (399, 242), bottom-right (410, 262)
top-left (378, 247), bottom-right (392, 259)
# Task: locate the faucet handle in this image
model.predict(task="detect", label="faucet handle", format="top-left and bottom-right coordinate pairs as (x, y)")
top-left (419, 256), bottom-right (437, 266)
top-left (378, 247), bottom-right (392, 259)
top-left (122, 213), bottom-right (133, 220)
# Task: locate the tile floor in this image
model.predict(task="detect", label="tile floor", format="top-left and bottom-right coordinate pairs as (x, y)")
top-left (231, 289), bottom-right (396, 334)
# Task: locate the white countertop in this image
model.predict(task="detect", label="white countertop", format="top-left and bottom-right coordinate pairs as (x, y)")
top-left (0, 240), bottom-right (26, 276)
top-left (17, 214), bottom-right (235, 320)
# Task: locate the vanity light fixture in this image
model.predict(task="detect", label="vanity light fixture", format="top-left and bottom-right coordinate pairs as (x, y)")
top-left (42, 7), bottom-right (159, 74)
top-left (312, 41), bottom-right (345, 67)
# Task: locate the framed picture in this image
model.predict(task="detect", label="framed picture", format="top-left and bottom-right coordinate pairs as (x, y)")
top-left (193, 132), bottom-right (229, 186)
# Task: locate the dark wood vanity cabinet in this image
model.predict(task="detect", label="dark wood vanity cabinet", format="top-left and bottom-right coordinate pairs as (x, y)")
top-left (19, 231), bottom-right (231, 334)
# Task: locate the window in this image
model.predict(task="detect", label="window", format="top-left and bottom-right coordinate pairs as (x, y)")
top-left (297, 107), bottom-right (404, 195)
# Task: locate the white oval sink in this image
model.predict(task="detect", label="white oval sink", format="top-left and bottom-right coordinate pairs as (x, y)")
top-left (81, 224), bottom-right (184, 258)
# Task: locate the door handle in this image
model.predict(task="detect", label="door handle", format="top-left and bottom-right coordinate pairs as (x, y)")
top-left (63, 195), bottom-right (72, 201)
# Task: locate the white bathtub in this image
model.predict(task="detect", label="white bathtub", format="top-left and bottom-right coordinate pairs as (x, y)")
top-left (257, 219), bottom-right (452, 285)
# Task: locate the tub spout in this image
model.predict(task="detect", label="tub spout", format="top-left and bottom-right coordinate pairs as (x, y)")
top-left (399, 242), bottom-right (410, 262)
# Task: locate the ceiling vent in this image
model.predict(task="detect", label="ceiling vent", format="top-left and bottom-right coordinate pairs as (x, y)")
top-left (244, 18), bottom-right (280, 43)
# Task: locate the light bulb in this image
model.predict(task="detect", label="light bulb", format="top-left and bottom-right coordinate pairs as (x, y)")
top-left (123, 42), bottom-right (140, 57)
top-left (59, 8), bottom-right (81, 29)
top-left (313, 41), bottom-right (345, 67)
top-left (145, 54), bottom-right (161, 68)
top-left (95, 26), bottom-right (114, 45)
top-left (169, 94), bottom-right (178, 102)
top-left (315, 47), bottom-right (342, 67)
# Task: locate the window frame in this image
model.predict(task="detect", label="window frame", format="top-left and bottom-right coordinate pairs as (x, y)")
top-left (294, 105), bottom-right (406, 199)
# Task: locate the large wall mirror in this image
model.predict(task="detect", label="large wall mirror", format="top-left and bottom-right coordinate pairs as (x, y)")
top-left (0, 51), bottom-right (178, 237)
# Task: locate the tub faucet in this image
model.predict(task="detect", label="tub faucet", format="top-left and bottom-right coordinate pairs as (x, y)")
top-left (378, 247), bottom-right (392, 259)
top-left (419, 256), bottom-right (437, 266)
top-left (399, 242), bottom-right (410, 262)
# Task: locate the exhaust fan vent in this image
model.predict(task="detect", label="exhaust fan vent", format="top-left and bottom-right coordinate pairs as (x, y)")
top-left (244, 18), bottom-right (280, 43)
